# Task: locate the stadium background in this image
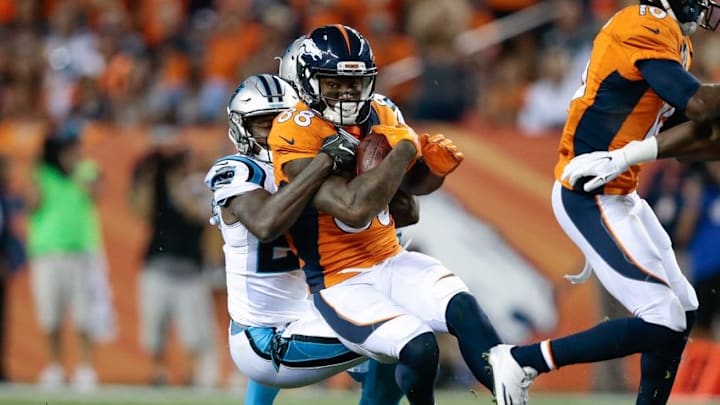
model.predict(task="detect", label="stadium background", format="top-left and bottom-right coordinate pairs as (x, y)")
top-left (0, 0), bottom-right (717, 403)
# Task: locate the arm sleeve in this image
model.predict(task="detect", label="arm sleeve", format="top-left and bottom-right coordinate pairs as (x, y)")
top-left (637, 59), bottom-right (700, 112)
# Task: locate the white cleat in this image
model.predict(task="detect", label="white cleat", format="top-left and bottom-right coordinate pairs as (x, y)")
top-left (38, 362), bottom-right (64, 389)
top-left (71, 364), bottom-right (98, 392)
top-left (488, 344), bottom-right (537, 405)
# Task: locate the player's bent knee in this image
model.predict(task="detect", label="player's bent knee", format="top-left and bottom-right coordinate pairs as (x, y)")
top-left (638, 294), bottom-right (687, 332)
top-left (399, 332), bottom-right (439, 368)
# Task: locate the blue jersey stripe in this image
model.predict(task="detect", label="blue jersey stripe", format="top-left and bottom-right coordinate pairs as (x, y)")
top-left (281, 180), bottom-right (326, 292)
top-left (573, 71), bottom-right (650, 156)
top-left (561, 187), bottom-right (667, 286)
top-left (244, 326), bottom-right (360, 369)
top-left (313, 294), bottom-right (394, 344)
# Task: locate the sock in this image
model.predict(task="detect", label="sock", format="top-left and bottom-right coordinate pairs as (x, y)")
top-left (511, 343), bottom-right (551, 373)
top-left (636, 351), bottom-right (681, 405)
top-left (359, 360), bottom-right (403, 405)
top-left (513, 317), bottom-right (684, 373)
top-left (636, 311), bottom-right (694, 405)
top-left (395, 332), bottom-right (438, 405)
top-left (245, 380), bottom-right (280, 405)
top-left (445, 292), bottom-right (502, 391)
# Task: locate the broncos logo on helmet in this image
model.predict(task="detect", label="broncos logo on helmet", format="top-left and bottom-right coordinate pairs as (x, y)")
top-left (278, 35), bottom-right (305, 89)
top-left (294, 24), bottom-right (377, 126)
top-left (227, 74), bottom-right (299, 162)
top-left (645, 0), bottom-right (720, 34)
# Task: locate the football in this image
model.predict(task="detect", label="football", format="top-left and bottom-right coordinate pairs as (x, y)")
top-left (356, 132), bottom-right (391, 174)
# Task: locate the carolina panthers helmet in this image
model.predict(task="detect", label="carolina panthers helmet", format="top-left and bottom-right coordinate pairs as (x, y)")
top-left (650, 0), bottom-right (720, 34)
top-left (227, 74), bottom-right (299, 162)
top-left (294, 24), bottom-right (377, 126)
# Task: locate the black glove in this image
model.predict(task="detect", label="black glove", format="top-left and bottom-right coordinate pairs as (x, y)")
top-left (320, 133), bottom-right (357, 173)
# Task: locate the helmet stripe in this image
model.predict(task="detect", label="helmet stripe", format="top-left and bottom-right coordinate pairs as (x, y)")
top-left (334, 24), bottom-right (352, 53)
top-left (257, 74), bottom-right (283, 103)
top-left (270, 75), bottom-right (285, 103)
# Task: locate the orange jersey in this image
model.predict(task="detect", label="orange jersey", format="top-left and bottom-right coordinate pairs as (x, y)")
top-left (268, 97), bottom-right (405, 292)
top-left (555, 5), bottom-right (693, 194)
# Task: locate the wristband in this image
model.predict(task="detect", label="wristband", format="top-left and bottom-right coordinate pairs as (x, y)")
top-left (623, 137), bottom-right (658, 165)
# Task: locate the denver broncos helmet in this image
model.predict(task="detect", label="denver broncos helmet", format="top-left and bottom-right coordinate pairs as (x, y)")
top-left (227, 74), bottom-right (299, 162)
top-left (645, 0), bottom-right (720, 33)
top-left (294, 24), bottom-right (377, 126)
top-left (278, 35), bottom-right (305, 88)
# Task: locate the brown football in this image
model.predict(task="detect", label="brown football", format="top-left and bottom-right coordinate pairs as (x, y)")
top-left (356, 132), bottom-right (391, 174)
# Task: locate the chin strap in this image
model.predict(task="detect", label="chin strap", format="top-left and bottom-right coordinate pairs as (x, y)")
top-left (254, 147), bottom-right (272, 163)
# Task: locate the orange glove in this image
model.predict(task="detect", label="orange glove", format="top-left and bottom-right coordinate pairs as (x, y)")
top-left (420, 133), bottom-right (464, 176)
top-left (370, 124), bottom-right (421, 159)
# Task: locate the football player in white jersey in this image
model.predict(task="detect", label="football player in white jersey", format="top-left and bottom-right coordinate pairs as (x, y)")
top-left (204, 73), bottom-right (404, 405)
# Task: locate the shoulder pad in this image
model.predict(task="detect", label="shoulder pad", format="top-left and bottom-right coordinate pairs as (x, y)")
top-left (205, 155), bottom-right (268, 204)
top-left (371, 93), bottom-right (406, 125)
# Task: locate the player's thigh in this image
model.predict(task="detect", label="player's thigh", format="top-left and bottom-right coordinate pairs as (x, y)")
top-left (552, 183), bottom-right (687, 331)
top-left (637, 198), bottom-right (698, 311)
top-left (313, 276), bottom-right (432, 362)
top-left (388, 250), bottom-right (470, 333)
top-left (138, 270), bottom-right (171, 352)
top-left (30, 254), bottom-right (73, 331)
top-left (228, 321), bottom-right (365, 388)
top-left (174, 275), bottom-right (214, 352)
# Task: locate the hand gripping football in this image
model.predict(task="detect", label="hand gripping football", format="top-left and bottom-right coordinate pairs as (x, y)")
top-left (356, 132), bottom-right (391, 174)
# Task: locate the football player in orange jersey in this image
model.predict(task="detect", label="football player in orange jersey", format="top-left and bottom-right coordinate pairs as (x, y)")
top-left (488, 1), bottom-right (720, 404)
top-left (268, 25), bottom-right (500, 405)
top-left (206, 74), bottom-right (406, 405)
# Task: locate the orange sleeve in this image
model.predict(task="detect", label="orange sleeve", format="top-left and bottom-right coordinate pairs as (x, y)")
top-left (615, 10), bottom-right (683, 80)
top-left (268, 105), bottom-right (336, 184)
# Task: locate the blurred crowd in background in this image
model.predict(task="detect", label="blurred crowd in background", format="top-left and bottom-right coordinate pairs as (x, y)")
top-left (0, 0), bottom-right (693, 129)
top-left (1, 0), bottom-right (720, 395)
top-left (2, 0), bottom-right (720, 129)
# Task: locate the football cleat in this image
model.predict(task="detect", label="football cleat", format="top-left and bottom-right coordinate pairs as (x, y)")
top-left (489, 344), bottom-right (537, 405)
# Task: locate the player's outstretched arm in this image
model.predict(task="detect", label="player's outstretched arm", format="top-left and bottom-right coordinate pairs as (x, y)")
top-left (401, 133), bottom-right (465, 195)
top-left (562, 121), bottom-right (720, 192)
top-left (284, 140), bottom-right (418, 228)
top-left (656, 121), bottom-right (720, 161)
top-left (222, 153), bottom-right (333, 242)
top-left (685, 84), bottom-right (720, 123)
top-left (218, 133), bottom-right (356, 242)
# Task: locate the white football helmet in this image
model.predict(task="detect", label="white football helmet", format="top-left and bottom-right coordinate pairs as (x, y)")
top-left (227, 74), bottom-right (299, 162)
top-left (278, 35), bottom-right (305, 89)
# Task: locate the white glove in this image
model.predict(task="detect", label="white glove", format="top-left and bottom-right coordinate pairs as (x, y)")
top-left (561, 149), bottom-right (629, 192)
top-left (561, 138), bottom-right (659, 192)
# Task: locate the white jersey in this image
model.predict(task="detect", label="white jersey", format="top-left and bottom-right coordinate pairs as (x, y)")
top-left (205, 154), bottom-right (310, 327)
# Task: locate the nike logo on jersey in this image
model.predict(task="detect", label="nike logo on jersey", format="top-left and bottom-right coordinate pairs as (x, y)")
top-left (280, 136), bottom-right (295, 145)
top-left (642, 25), bottom-right (660, 35)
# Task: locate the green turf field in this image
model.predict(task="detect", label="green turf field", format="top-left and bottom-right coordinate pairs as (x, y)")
top-left (0, 385), bottom-right (718, 405)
